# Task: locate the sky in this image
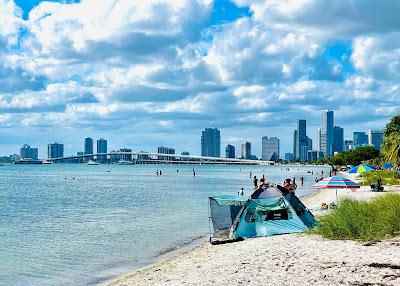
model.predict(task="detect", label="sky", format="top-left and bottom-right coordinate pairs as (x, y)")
top-left (0, 0), bottom-right (399, 158)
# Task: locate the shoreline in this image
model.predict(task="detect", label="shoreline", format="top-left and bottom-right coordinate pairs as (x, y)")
top-left (105, 183), bottom-right (400, 286)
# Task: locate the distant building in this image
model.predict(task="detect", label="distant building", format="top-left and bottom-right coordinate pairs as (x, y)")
top-left (368, 130), bottom-right (384, 151)
top-left (225, 144), bottom-right (235, 158)
top-left (333, 126), bottom-right (344, 153)
top-left (320, 110), bottom-right (334, 156)
top-left (284, 153), bottom-right (293, 162)
top-left (262, 137), bottom-right (280, 161)
top-left (9, 154), bottom-right (21, 161)
top-left (201, 128), bottom-right (221, 157)
top-left (317, 128), bottom-right (321, 151)
top-left (158, 146), bottom-right (175, 160)
top-left (295, 119), bottom-right (308, 162)
top-left (353, 132), bottom-right (368, 147)
top-left (77, 151), bottom-right (84, 156)
top-left (293, 130), bottom-right (297, 160)
top-left (84, 137), bottom-right (94, 155)
top-left (307, 137), bottom-right (313, 151)
top-left (48, 143), bottom-right (64, 159)
top-left (181, 151), bottom-right (190, 156)
top-left (20, 144), bottom-right (38, 160)
top-left (241, 142), bottom-right (251, 160)
top-left (118, 148), bottom-right (132, 161)
top-left (307, 150), bottom-right (319, 162)
top-left (344, 140), bottom-right (355, 151)
top-left (96, 138), bottom-right (108, 162)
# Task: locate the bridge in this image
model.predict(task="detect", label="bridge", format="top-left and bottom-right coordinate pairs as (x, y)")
top-left (49, 152), bottom-right (274, 165)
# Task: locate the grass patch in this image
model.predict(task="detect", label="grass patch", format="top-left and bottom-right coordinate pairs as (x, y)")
top-left (312, 194), bottom-right (400, 241)
top-left (359, 170), bottom-right (400, 186)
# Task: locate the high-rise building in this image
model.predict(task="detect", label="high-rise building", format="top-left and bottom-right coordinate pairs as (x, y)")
top-left (317, 128), bottom-right (321, 151)
top-left (158, 146), bottom-right (175, 160)
top-left (97, 138), bottom-right (107, 154)
top-left (262, 137), bottom-right (280, 161)
top-left (48, 143), bottom-right (64, 159)
top-left (96, 138), bottom-right (108, 163)
top-left (307, 150), bottom-right (318, 162)
top-left (307, 137), bottom-right (313, 151)
top-left (284, 153), bottom-right (293, 162)
top-left (320, 110), bottom-right (334, 156)
top-left (119, 148), bottom-right (133, 161)
top-left (293, 130), bottom-right (297, 159)
top-left (368, 130), bottom-right (384, 151)
top-left (241, 142), bottom-right (251, 159)
top-left (333, 126), bottom-right (344, 153)
top-left (353, 132), bottom-right (368, 147)
top-left (20, 144), bottom-right (38, 160)
top-left (295, 119), bottom-right (308, 162)
top-left (225, 144), bottom-right (235, 158)
top-left (84, 137), bottom-right (94, 155)
top-left (201, 128), bottom-right (221, 157)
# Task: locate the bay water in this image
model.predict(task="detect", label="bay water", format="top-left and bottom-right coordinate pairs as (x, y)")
top-left (0, 164), bottom-right (330, 286)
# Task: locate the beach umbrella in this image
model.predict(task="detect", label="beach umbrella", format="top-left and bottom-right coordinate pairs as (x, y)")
top-left (347, 164), bottom-right (375, 174)
top-left (382, 163), bottom-right (394, 170)
top-left (313, 176), bottom-right (360, 205)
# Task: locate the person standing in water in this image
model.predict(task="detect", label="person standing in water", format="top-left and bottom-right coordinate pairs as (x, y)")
top-left (238, 188), bottom-right (244, 196)
top-left (300, 176), bottom-right (304, 186)
top-left (253, 176), bottom-right (258, 189)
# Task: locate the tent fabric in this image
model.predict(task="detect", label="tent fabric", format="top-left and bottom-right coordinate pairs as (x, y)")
top-left (209, 185), bottom-right (316, 242)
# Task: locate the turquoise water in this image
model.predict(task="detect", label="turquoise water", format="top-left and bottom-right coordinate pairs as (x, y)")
top-left (0, 164), bottom-right (330, 286)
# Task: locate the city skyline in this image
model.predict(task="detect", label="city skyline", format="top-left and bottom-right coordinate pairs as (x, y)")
top-left (0, 1), bottom-right (399, 159)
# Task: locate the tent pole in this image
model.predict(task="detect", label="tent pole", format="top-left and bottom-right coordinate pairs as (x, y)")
top-left (207, 200), bottom-right (212, 243)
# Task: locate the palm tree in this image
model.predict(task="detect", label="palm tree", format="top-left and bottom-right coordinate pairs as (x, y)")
top-left (381, 133), bottom-right (400, 166)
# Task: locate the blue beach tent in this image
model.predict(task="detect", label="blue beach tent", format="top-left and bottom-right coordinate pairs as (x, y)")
top-left (208, 184), bottom-right (316, 242)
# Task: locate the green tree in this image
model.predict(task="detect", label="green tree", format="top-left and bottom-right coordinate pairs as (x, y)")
top-left (384, 114), bottom-right (400, 137)
top-left (382, 133), bottom-right (400, 165)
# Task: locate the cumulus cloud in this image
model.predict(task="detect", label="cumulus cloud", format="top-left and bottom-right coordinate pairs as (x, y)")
top-left (0, 0), bottom-right (400, 156)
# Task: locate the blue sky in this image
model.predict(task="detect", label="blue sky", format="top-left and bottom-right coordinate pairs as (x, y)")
top-left (0, 0), bottom-right (399, 158)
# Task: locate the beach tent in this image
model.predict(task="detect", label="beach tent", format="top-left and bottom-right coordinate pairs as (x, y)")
top-left (347, 164), bottom-right (375, 174)
top-left (208, 185), bottom-right (316, 242)
top-left (382, 163), bottom-right (394, 169)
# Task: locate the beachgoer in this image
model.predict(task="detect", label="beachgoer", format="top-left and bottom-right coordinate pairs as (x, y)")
top-left (239, 188), bottom-right (244, 196)
top-left (160, 170), bottom-right (162, 176)
top-left (258, 178), bottom-right (267, 189)
top-left (193, 170), bottom-right (196, 177)
top-left (292, 178), bottom-right (297, 189)
top-left (283, 179), bottom-right (296, 193)
top-left (300, 177), bottom-right (304, 186)
top-left (253, 176), bottom-right (258, 188)
top-left (250, 171), bottom-right (252, 178)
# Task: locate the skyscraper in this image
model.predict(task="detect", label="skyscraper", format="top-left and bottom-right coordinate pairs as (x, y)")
top-left (293, 130), bottom-right (297, 159)
top-left (48, 143), bottom-right (64, 159)
top-left (333, 126), bottom-right (344, 153)
top-left (158, 146), bottom-right (175, 160)
top-left (20, 144), bottom-right (38, 160)
top-left (296, 119), bottom-right (308, 162)
top-left (317, 128), bottom-right (321, 151)
top-left (97, 138), bottom-right (107, 154)
top-left (225, 144), bottom-right (235, 158)
top-left (201, 128), bottom-right (220, 157)
top-left (320, 110), bottom-right (334, 156)
top-left (353, 132), bottom-right (368, 147)
top-left (262, 137), bottom-right (280, 161)
top-left (241, 142), bottom-right (251, 159)
top-left (96, 138), bottom-right (108, 163)
top-left (84, 137), bottom-right (94, 155)
top-left (307, 137), bottom-right (313, 151)
top-left (368, 130), bottom-right (384, 150)
top-left (284, 153), bottom-right (293, 162)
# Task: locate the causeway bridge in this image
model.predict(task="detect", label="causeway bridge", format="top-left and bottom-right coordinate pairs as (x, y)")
top-left (49, 152), bottom-right (274, 165)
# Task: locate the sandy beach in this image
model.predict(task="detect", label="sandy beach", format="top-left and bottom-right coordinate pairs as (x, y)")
top-left (107, 186), bottom-right (400, 286)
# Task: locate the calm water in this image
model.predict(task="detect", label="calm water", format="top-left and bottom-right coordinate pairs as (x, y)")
top-left (0, 164), bottom-right (330, 286)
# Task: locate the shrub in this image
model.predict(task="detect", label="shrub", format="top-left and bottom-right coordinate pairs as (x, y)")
top-left (313, 194), bottom-right (400, 241)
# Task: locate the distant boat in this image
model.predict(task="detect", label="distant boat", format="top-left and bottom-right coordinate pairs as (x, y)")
top-left (14, 159), bottom-right (43, 165)
top-left (86, 160), bottom-right (100, 165)
top-left (116, 160), bottom-right (134, 165)
top-left (42, 160), bottom-right (52, 164)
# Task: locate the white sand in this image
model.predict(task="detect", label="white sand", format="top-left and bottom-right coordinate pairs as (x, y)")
top-left (107, 187), bottom-right (400, 286)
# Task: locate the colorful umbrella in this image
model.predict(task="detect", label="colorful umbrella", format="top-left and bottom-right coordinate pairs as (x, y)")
top-left (313, 176), bottom-right (360, 205)
top-left (382, 163), bottom-right (394, 169)
top-left (347, 164), bottom-right (375, 174)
